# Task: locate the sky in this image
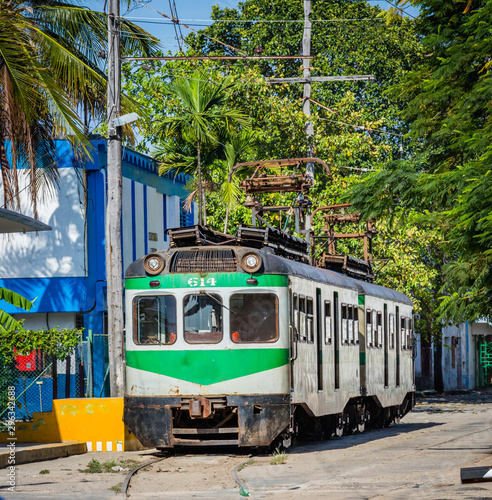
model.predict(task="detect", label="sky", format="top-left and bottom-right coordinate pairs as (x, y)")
top-left (122, 0), bottom-right (242, 51)
top-left (121, 1), bottom-right (419, 53)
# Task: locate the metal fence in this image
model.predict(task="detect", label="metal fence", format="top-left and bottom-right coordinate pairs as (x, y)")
top-left (0, 334), bottom-right (107, 422)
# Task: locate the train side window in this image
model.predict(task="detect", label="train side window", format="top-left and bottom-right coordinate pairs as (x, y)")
top-left (400, 317), bottom-right (406, 349)
top-left (354, 307), bottom-right (359, 344)
top-left (324, 301), bottom-right (332, 344)
top-left (133, 295), bottom-right (177, 345)
top-left (348, 305), bottom-right (354, 344)
top-left (293, 293), bottom-right (299, 335)
top-left (306, 297), bottom-right (314, 344)
top-left (372, 310), bottom-right (377, 347)
top-left (341, 304), bottom-right (348, 344)
top-left (183, 293), bottom-right (223, 344)
top-left (377, 312), bottom-right (383, 348)
top-left (366, 309), bottom-right (373, 347)
top-left (299, 296), bottom-right (306, 342)
top-left (230, 293), bottom-right (278, 343)
top-left (401, 317), bottom-right (406, 349)
top-left (408, 318), bottom-right (413, 349)
top-left (405, 317), bottom-right (411, 350)
top-left (389, 313), bottom-right (395, 349)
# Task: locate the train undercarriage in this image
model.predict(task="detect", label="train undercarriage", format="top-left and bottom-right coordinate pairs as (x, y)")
top-left (124, 392), bottom-right (415, 449)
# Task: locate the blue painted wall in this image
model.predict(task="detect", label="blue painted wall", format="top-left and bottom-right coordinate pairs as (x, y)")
top-left (0, 139), bottom-right (191, 399)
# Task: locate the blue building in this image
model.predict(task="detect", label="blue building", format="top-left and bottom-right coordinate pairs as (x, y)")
top-left (0, 139), bottom-right (194, 410)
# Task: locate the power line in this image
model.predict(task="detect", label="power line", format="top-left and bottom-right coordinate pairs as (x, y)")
top-left (167, 0), bottom-right (184, 52)
top-left (132, 0), bottom-right (249, 56)
top-left (383, 0), bottom-right (417, 19)
top-left (318, 117), bottom-right (404, 138)
top-left (123, 16), bottom-right (385, 24)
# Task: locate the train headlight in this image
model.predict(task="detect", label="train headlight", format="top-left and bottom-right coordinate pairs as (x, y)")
top-left (143, 254), bottom-right (165, 275)
top-left (241, 252), bottom-right (262, 273)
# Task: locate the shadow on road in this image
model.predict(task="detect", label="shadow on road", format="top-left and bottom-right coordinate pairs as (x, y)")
top-left (291, 420), bottom-right (443, 454)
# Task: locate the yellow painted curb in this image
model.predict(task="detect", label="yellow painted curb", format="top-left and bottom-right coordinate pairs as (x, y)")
top-left (0, 398), bottom-right (145, 452)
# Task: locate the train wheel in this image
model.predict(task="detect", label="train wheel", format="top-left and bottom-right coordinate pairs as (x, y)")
top-left (357, 405), bottom-right (367, 433)
top-left (335, 413), bottom-right (344, 437)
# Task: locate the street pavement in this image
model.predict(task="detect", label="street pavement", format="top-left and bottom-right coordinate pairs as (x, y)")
top-left (1, 393), bottom-right (492, 499)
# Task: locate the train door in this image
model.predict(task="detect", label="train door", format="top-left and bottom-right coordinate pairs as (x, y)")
top-left (289, 288), bottom-right (295, 392)
top-left (358, 295), bottom-right (367, 393)
top-left (396, 306), bottom-right (400, 387)
top-left (384, 303), bottom-right (389, 387)
top-left (334, 291), bottom-right (340, 389)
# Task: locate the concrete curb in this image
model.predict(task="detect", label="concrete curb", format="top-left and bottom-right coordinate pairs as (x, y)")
top-left (0, 441), bottom-right (87, 468)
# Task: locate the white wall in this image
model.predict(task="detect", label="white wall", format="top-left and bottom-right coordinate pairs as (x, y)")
top-left (146, 187), bottom-right (168, 253)
top-left (169, 195), bottom-right (181, 229)
top-left (0, 169), bottom-right (86, 278)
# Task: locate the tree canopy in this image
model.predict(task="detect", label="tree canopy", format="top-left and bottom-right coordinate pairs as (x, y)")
top-left (348, 0), bottom-right (492, 323)
top-left (0, 0), bottom-right (159, 217)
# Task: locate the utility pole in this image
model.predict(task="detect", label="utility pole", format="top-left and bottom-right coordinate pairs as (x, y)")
top-left (106, 0), bottom-right (125, 397)
top-left (268, 0), bottom-right (374, 244)
top-left (302, 0), bottom-right (315, 181)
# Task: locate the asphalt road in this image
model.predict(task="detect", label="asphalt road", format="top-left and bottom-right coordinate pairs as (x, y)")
top-left (2, 393), bottom-right (492, 499)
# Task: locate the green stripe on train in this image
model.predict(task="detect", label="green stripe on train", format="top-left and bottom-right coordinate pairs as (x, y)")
top-left (125, 273), bottom-right (288, 290)
top-left (126, 348), bottom-right (290, 385)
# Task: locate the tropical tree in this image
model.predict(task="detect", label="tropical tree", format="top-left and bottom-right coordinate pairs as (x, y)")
top-left (348, 0), bottom-right (492, 323)
top-left (0, 287), bottom-right (32, 334)
top-left (155, 71), bottom-right (250, 225)
top-left (220, 129), bottom-right (257, 233)
top-left (0, 0), bottom-right (158, 217)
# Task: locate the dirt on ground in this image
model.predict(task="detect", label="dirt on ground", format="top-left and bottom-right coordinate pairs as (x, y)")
top-left (2, 392), bottom-right (492, 499)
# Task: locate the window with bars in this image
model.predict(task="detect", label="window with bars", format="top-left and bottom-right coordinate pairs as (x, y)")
top-left (307, 297), bottom-right (314, 344)
top-left (366, 309), bottom-right (373, 347)
top-left (324, 300), bottom-right (332, 345)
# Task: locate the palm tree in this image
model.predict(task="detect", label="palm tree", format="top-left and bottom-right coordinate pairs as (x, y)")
top-left (156, 71), bottom-right (250, 225)
top-left (219, 130), bottom-right (257, 233)
top-left (0, 287), bottom-right (32, 334)
top-left (0, 0), bottom-right (158, 217)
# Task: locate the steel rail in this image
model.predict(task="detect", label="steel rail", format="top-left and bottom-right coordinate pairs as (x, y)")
top-left (120, 455), bottom-right (168, 497)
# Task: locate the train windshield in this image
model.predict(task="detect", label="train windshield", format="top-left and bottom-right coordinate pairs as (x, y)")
top-left (133, 296), bottom-right (177, 345)
top-left (230, 293), bottom-right (278, 343)
top-left (183, 293), bottom-right (223, 344)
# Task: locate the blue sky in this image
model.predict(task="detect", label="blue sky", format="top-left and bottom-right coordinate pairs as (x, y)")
top-left (122, 1), bottom-right (419, 52)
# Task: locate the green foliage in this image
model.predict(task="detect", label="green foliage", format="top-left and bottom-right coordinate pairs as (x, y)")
top-left (79, 458), bottom-right (128, 474)
top-left (123, 0), bottom-right (439, 326)
top-left (349, 0), bottom-right (492, 323)
top-left (270, 447), bottom-right (287, 465)
top-left (80, 459), bottom-right (102, 474)
top-left (0, 0), bottom-right (159, 216)
top-left (109, 483), bottom-right (123, 492)
top-left (0, 324), bottom-right (83, 364)
top-left (152, 70), bottom-right (252, 224)
top-left (0, 287), bottom-right (32, 333)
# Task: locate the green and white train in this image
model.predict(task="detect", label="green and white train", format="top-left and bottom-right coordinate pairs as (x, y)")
top-left (123, 228), bottom-right (415, 448)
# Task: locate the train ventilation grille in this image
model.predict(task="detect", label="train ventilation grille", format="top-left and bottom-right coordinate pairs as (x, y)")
top-left (170, 249), bottom-right (237, 273)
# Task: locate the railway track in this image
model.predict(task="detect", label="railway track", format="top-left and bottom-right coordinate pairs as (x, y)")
top-left (121, 449), bottom-right (256, 498)
top-left (119, 399), bottom-right (492, 498)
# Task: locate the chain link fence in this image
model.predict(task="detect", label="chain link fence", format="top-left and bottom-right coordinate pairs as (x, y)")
top-left (0, 335), bottom-right (105, 424)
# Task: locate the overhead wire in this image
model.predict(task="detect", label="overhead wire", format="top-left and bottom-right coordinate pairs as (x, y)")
top-left (123, 17), bottom-right (385, 24)
top-left (383, 0), bottom-right (417, 19)
top-left (132, 0), bottom-right (248, 56)
top-left (167, 0), bottom-right (184, 52)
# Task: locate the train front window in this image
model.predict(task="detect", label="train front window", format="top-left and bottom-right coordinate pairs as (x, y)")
top-left (133, 295), bottom-right (177, 345)
top-left (184, 293), bottom-right (223, 344)
top-left (230, 293), bottom-right (278, 343)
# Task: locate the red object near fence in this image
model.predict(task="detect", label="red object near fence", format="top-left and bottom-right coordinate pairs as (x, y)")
top-left (14, 348), bottom-right (37, 371)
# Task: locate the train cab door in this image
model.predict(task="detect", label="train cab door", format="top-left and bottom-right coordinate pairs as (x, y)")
top-left (289, 288), bottom-right (297, 394)
top-left (289, 286), bottom-right (305, 400)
